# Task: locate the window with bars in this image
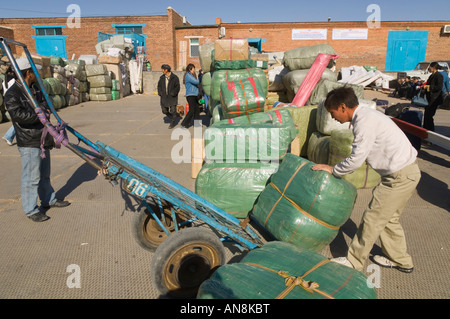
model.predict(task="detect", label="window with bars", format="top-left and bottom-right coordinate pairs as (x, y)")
top-left (35, 27), bottom-right (63, 36)
top-left (115, 26), bottom-right (143, 34)
top-left (190, 38), bottom-right (199, 57)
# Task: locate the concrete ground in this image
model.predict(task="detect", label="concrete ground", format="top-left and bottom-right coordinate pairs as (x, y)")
top-left (0, 89), bottom-right (448, 300)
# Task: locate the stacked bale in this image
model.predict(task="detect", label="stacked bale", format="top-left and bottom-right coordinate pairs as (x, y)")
top-left (195, 108), bottom-right (297, 219)
top-left (308, 99), bottom-right (381, 189)
top-left (86, 64), bottom-right (112, 101)
top-left (199, 39), bottom-right (268, 122)
top-left (96, 36), bottom-right (132, 98)
top-left (251, 154), bottom-right (357, 252)
top-left (43, 77), bottom-right (67, 110)
top-left (197, 241), bottom-right (377, 299)
top-left (65, 59), bottom-right (89, 103)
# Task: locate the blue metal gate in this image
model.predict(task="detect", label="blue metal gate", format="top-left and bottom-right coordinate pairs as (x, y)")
top-left (385, 31), bottom-right (428, 72)
top-left (33, 36), bottom-right (67, 58)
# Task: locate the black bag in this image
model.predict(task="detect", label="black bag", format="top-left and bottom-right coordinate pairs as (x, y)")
top-left (398, 110), bottom-right (423, 151)
top-left (385, 103), bottom-right (409, 118)
top-left (441, 93), bottom-right (450, 110)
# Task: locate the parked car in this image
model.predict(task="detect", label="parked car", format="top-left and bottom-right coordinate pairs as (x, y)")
top-left (405, 61), bottom-right (450, 81)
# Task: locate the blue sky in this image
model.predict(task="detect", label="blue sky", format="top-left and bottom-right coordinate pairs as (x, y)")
top-left (0, 0), bottom-right (449, 25)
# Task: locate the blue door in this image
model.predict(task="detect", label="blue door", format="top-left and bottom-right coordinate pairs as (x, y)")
top-left (385, 31), bottom-right (428, 72)
top-left (33, 36), bottom-right (67, 58)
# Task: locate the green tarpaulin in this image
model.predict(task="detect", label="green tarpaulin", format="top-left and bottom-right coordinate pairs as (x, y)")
top-left (195, 161), bottom-right (278, 219)
top-left (219, 77), bottom-right (266, 118)
top-left (252, 154), bottom-right (356, 251)
top-left (197, 241), bottom-right (377, 299)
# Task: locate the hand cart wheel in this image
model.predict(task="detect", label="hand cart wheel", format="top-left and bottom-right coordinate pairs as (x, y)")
top-left (131, 203), bottom-right (189, 252)
top-left (151, 227), bottom-right (226, 298)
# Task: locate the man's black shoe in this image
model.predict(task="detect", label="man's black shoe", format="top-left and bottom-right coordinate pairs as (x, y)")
top-left (43, 200), bottom-right (71, 209)
top-left (168, 122), bottom-right (176, 129)
top-left (28, 212), bottom-right (50, 222)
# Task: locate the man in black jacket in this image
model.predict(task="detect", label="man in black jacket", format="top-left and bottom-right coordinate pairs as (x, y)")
top-left (5, 57), bottom-right (69, 222)
top-left (423, 62), bottom-right (444, 132)
top-left (157, 64), bottom-right (180, 129)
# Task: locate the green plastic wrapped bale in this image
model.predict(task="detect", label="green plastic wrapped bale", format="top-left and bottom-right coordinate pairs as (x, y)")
top-left (307, 132), bottom-right (330, 164)
top-left (197, 241), bottom-right (377, 299)
top-left (85, 64), bottom-right (107, 77)
top-left (210, 68), bottom-right (268, 108)
top-left (49, 56), bottom-right (66, 67)
top-left (89, 87), bottom-right (111, 94)
top-left (111, 79), bottom-right (120, 91)
top-left (65, 63), bottom-right (83, 79)
top-left (44, 78), bottom-right (66, 95)
top-left (49, 95), bottom-right (65, 110)
top-left (220, 77), bottom-right (266, 118)
top-left (201, 72), bottom-right (212, 97)
top-left (87, 75), bottom-right (112, 88)
top-left (210, 103), bottom-right (223, 125)
top-left (78, 81), bottom-right (88, 93)
top-left (283, 44), bottom-right (337, 71)
top-left (111, 90), bottom-right (120, 100)
top-left (41, 79), bottom-right (51, 95)
top-left (214, 59), bottom-right (252, 70)
top-left (89, 93), bottom-right (112, 101)
top-left (195, 162), bottom-right (278, 219)
top-left (283, 69), bottom-right (338, 102)
top-left (328, 129), bottom-right (381, 189)
top-left (204, 121), bottom-right (295, 162)
top-left (307, 79), bottom-right (364, 106)
top-left (274, 105), bottom-right (318, 157)
top-left (215, 108), bottom-right (295, 128)
top-left (252, 154), bottom-right (357, 251)
top-left (198, 42), bottom-right (215, 73)
top-left (213, 58), bottom-right (267, 70)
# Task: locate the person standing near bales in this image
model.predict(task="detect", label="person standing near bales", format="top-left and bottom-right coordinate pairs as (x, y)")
top-left (5, 58), bottom-right (70, 222)
top-left (423, 62), bottom-right (443, 132)
top-left (157, 64), bottom-right (180, 129)
top-left (311, 87), bottom-right (421, 273)
top-left (438, 65), bottom-right (450, 109)
top-left (181, 64), bottom-right (201, 128)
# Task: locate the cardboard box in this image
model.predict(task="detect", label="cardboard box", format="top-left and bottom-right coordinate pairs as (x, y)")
top-left (214, 39), bottom-right (249, 61)
top-left (98, 55), bottom-right (123, 65)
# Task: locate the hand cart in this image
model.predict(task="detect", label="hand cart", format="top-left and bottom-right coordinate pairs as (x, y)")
top-left (1, 37), bottom-right (266, 298)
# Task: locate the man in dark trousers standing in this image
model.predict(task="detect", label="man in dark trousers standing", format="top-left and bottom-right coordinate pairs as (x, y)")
top-left (5, 58), bottom-right (70, 222)
top-left (158, 64), bottom-right (180, 129)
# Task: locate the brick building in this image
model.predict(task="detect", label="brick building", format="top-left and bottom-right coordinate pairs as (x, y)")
top-left (1, 6), bottom-right (449, 72)
top-left (178, 18), bottom-right (450, 72)
top-left (0, 7), bottom-right (187, 70)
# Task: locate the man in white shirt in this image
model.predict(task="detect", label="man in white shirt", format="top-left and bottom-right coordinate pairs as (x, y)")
top-left (312, 87), bottom-right (421, 273)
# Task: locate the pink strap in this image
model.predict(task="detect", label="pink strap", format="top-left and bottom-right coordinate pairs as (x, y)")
top-left (227, 81), bottom-right (241, 114)
top-left (247, 77), bottom-right (261, 110)
top-left (274, 109), bottom-right (283, 123)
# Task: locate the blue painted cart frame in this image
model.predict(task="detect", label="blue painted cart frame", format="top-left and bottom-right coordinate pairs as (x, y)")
top-left (0, 37), bottom-right (264, 253)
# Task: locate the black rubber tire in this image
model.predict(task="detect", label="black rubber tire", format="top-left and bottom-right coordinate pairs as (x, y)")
top-left (150, 227), bottom-right (226, 298)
